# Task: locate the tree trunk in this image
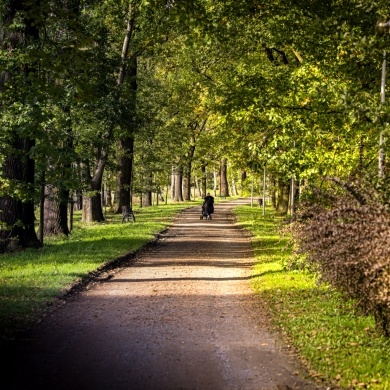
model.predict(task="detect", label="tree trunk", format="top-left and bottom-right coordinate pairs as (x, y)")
top-left (82, 179), bottom-right (105, 223)
top-left (106, 185), bottom-right (112, 207)
top-left (0, 138), bottom-right (41, 250)
top-left (82, 195), bottom-right (104, 223)
top-left (170, 167), bottom-right (175, 200)
top-left (115, 136), bottom-right (135, 211)
top-left (183, 142), bottom-right (195, 201)
top-left (195, 176), bottom-right (202, 197)
top-left (276, 179), bottom-right (290, 215)
top-left (220, 158), bottom-right (229, 197)
top-left (182, 160), bottom-right (192, 201)
top-left (43, 108), bottom-right (72, 236)
top-left (142, 192), bottom-right (152, 207)
top-left (231, 175), bottom-right (238, 196)
top-left (141, 173), bottom-right (153, 207)
top-left (240, 170), bottom-right (247, 193)
top-left (173, 166), bottom-right (183, 202)
top-left (114, 8), bottom-right (137, 213)
top-left (82, 158), bottom-right (106, 223)
top-left (43, 185), bottom-right (70, 236)
top-left (0, 1), bottom-right (42, 250)
top-left (213, 170), bottom-right (218, 196)
top-left (201, 164), bottom-right (207, 197)
top-left (115, 57), bottom-right (137, 212)
top-left (182, 175), bottom-right (191, 201)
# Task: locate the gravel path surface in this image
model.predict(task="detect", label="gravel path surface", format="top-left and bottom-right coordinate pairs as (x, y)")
top-left (5, 199), bottom-right (323, 390)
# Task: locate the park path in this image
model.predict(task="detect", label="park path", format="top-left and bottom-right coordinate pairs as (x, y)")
top-left (6, 199), bottom-right (322, 390)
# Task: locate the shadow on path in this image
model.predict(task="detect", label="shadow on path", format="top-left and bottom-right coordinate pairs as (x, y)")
top-left (4, 198), bottom-right (323, 390)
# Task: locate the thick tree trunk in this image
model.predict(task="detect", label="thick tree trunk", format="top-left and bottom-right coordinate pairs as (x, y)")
top-left (112, 6), bottom-right (137, 212)
top-left (182, 176), bottom-right (190, 201)
top-left (173, 166), bottom-right (183, 202)
top-left (82, 158), bottom-right (106, 223)
top-left (220, 158), bottom-right (229, 197)
top-left (43, 108), bottom-right (72, 236)
top-left (0, 2), bottom-right (42, 250)
top-left (43, 185), bottom-right (70, 236)
top-left (115, 136), bottom-right (134, 211)
top-left (142, 192), bottom-right (152, 207)
top-left (115, 56), bottom-right (137, 212)
top-left (276, 179), bottom-right (290, 215)
top-left (82, 195), bottom-right (104, 223)
top-left (0, 138), bottom-right (41, 250)
top-left (82, 179), bottom-right (105, 223)
top-left (141, 173), bottom-right (153, 207)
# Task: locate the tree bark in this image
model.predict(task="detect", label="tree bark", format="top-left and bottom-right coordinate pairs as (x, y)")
top-left (116, 136), bottom-right (135, 210)
top-left (82, 156), bottom-right (106, 223)
top-left (195, 176), bottom-right (202, 197)
top-left (42, 108), bottom-right (73, 236)
top-left (173, 166), bottom-right (183, 202)
top-left (0, 0), bottom-right (42, 250)
top-left (182, 159), bottom-right (192, 201)
top-left (141, 173), bottom-right (153, 207)
top-left (276, 179), bottom-right (290, 215)
top-left (114, 7), bottom-right (137, 212)
top-left (231, 176), bottom-right (238, 196)
top-left (106, 185), bottom-right (113, 208)
top-left (213, 170), bottom-right (218, 196)
top-left (220, 158), bottom-right (229, 197)
top-left (115, 56), bottom-right (137, 212)
top-left (43, 185), bottom-right (70, 236)
top-left (142, 192), bottom-right (152, 207)
top-left (201, 164), bottom-right (207, 197)
top-left (0, 138), bottom-right (41, 250)
top-left (182, 175), bottom-right (190, 201)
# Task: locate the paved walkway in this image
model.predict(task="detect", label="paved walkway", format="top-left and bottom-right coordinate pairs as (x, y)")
top-left (5, 199), bottom-right (321, 390)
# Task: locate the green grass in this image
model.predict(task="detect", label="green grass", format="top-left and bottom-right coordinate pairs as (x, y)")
top-left (0, 202), bottom-right (195, 341)
top-left (233, 205), bottom-right (390, 390)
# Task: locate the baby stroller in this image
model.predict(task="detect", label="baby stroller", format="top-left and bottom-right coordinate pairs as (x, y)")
top-left (200, 200), bottom-right (214, 220)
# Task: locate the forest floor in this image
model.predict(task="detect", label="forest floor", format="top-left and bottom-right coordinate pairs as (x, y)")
top-left (4, 199), bottom-right (327, 390)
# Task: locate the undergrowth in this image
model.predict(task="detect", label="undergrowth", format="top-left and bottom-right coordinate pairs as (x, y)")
top-left (233, 205), bottom-right (390, 390)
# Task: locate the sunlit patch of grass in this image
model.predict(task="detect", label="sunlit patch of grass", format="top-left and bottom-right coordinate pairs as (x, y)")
top-left (0, 202), bottom-right (194, 340)
top-left (234, 205), bottom-right (390, 389)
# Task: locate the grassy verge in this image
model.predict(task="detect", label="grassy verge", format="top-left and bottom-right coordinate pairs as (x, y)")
top-left (233, 205), bottom-right (390, 390)
top-left (0, 202), bottom-right (195, 341)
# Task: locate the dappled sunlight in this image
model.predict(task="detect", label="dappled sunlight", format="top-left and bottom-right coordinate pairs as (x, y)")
top-left (91, 283), bottom-right (256, 297)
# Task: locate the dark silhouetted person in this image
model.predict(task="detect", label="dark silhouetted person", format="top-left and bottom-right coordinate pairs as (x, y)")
top-left (202, 193), bottom-right (214, 220)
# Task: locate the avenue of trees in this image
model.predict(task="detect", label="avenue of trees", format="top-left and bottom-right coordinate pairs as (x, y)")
top-left (1, 1), bottom-right (390, 333)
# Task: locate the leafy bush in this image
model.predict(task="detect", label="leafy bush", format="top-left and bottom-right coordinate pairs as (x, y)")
top-left (292, 180), bottom-right (390, 336)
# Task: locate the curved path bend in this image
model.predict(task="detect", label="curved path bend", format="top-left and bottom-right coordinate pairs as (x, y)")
top-left (6, 199), bottom-right (322, 390)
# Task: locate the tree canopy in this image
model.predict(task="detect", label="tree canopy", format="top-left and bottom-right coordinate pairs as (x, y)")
top-left (2, 0), bottom-right (390, 236)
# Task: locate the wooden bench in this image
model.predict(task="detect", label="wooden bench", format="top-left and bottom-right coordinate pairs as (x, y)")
top-left (121, 205), bottom-right (135, 223)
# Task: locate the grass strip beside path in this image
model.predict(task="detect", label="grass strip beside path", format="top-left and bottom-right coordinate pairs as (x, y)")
top-left (0, 202), bottom-right (195, 342)
top-left (233, 205), bottom-right (390, 390)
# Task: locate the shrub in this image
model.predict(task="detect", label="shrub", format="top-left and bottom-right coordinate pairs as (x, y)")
top-left (292, 180), bottom-right (390, 336)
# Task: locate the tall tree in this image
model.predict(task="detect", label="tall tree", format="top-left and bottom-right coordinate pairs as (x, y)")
top-left (0, 0), bottom-right (43, 249)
